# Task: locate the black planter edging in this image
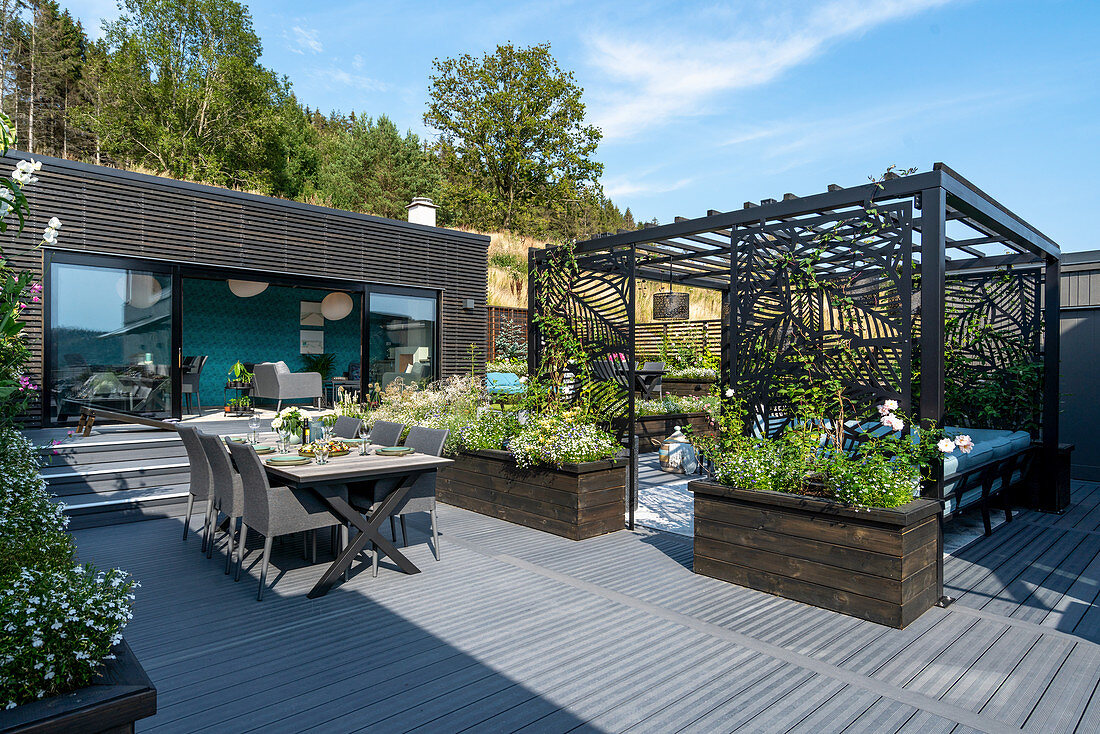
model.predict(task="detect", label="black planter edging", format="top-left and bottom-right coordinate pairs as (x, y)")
top-left (688, 479), bottom-right (942, 628)
top-left (0, 639), bottom-right (156, 734)
top-left (438, 450), bottom-right (626, 540)
top-left (634, 412), bottom-right (714, 452)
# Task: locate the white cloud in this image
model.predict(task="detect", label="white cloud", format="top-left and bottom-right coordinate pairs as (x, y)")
top-left (603, 175), bottom-right (693, 200)
top-left (305, 67), bottom-right (390, 94)
top-left (586, 0), bottom-right (955, 140)
top-left (287, 25), bottom-right (324, 55)
top-left (352, 54), bottom-right (365, 70)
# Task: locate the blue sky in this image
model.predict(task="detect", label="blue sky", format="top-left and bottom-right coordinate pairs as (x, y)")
top-left (65, 0), bottom-right (1099, 252)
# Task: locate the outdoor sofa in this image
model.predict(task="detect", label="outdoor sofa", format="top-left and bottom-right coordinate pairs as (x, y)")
top-left (252, 361), bottom-right (322, 411)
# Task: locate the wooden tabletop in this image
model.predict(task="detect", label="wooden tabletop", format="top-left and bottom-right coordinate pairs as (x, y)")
top-left (261, 445), bottom-right (453, 486)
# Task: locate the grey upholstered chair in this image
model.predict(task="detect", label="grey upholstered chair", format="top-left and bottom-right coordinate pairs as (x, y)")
top-left (368, 420), bottom-right (404, 447)
top-left (227, 442), bottom-right (345, 600)
top-left (252, 361), bottom-right (322, 411)
top-left (177, 425), bottom-right (214, 550)
top-left (350, 426), bottom-right (447, 576)
top-left (181, 355), bottom-right (208, 414)
top-left (333, 416), bottom-right (364, 439)
top-left (197, 432), bottom-right (246, 575)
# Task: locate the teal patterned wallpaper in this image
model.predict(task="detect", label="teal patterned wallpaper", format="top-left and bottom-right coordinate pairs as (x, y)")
top-left (182, 278), bottom-right (361, 409)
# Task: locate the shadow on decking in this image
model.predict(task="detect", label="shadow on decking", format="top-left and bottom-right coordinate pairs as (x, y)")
top-left (74, 515), bottom-right (603, 733)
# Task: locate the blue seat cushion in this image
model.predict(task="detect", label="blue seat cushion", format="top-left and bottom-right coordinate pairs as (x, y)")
top-left (486, 372), bottom-right (525, 395)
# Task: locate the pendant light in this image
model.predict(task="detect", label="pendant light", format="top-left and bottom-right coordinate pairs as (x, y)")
top-left (652, 257), bottom-right (689, 320)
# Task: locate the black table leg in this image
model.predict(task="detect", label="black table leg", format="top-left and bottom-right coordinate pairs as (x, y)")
top-left (307, 471), bottom-right (426, 598)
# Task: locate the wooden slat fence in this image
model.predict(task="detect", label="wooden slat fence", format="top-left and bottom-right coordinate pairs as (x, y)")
top-left (487, 306), bottom-right (720, 361)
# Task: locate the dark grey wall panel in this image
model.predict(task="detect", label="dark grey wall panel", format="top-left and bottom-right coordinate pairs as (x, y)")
top-left (0, 152), bottom-right (488, 424)
top-left (1059, 251), bottom-right (1100, 478)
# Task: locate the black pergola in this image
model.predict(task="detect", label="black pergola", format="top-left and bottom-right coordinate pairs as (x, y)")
top-left (530, 163), bottom-right (1061, 531)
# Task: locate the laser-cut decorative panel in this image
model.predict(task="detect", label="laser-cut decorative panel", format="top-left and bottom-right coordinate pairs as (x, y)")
top-left (730, 202), bottom-right (914, 440)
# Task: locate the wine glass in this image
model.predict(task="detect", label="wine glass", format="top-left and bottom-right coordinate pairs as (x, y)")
top-left (315, 443), bottom-right (329, 465)
top-left (248, 415), bottom-right (261, 444)
top-left (358, 422), bottom-right (370, 455)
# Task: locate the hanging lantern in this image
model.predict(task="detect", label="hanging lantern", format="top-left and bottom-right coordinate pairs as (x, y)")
top-left (227, 279), bottom-right (269, 298)
top-left (321, 291), bottom-right (354, 320)
top-left (652, 255), bottom-right (690, 320)
top-left (653, 291), bottom-right (690, 320)
top-left (659, 426), bottom-right (698, 474)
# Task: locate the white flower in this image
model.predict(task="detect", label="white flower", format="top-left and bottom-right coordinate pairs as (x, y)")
top-left (884, 399), bottom-right (899, 411)
top-left (11, 169), bottom-right (36, 185)
top-left (0, 187), bottom-right (12, 201)
top-left (47, 216), bottom-right (61, 229)
top-left (882, 414), bottom-right (905, 432)
top-left (724, 388), bottom-right (735, 398)
top-left (518, 376), bottom-right (528, 384)
top-left (42, 227), bottom-right (58, 245)
top-left (937, 438), bottom-right (956, 453)
top-left (16, 159), bottom-right (42, 173)
top-left (954, 434), bottom-right (974, 454)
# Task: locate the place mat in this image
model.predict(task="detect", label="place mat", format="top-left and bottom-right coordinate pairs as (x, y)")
top-left (266, 456), bottom-right (311, 466)
top-left (376, 446), bottom-right (415, 456)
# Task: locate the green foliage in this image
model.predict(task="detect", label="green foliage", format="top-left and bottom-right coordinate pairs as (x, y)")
top-left (0, 430), bottom-right (136, 708)
top-left (493, 316), bottom-right (527, 363)
top-left (226, 359), bottom-right (252, 383)
top-left (424, 42), bottom-right (603, 234)
top-left (4, 6), bottom-right (645, 238)
top-left (488, 251), bottom-right (525, 274)
top-left (694, 398), bottom-right (943, 509)
top-left (305, 114), bottom-right (441, 219)
top-left (301, 352), bottom-right (336, 380)
top-left (640, 333), bottom-right (718, 379)
top-left (83, 0), bottom-right (289, 190)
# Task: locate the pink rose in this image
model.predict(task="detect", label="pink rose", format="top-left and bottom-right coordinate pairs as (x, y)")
top-left (954, 435), bottom-right (974, 454)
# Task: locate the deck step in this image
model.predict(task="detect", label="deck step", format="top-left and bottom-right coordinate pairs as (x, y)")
top-left (43, 459), bottom-right (191, 496)
top-left (61, 486), bottom-right (194, 530)
top-left (40, 438), bottom-right (187, 467)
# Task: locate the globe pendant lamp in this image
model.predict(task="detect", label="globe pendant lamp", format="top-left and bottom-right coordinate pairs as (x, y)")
top-left (227, 279), bottom-right (269, 298)
top-left (321, 291), bottom-right (354, 321)
top-left (652, 259), bottom-right (689, 321)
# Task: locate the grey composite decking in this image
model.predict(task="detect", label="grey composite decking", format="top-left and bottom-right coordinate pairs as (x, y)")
top-left (71, 486), bottom-right (1100, 733)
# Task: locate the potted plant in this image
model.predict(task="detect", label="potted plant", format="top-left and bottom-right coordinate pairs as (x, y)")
top-left (687, 396), bottom-right (970, 628)
top-left (360, 373), bottom-right (627, 542)
top-left (227, 360), bottom-right (253, 388)
top-left (271, 406), bottom-right (306, 444)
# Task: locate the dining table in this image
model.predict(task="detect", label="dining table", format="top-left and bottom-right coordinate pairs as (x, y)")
top-left (257, 440), bottom-right (453, 599)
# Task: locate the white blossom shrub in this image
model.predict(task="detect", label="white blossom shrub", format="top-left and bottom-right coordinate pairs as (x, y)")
top-left (0, 430), bottom-right (136, 709)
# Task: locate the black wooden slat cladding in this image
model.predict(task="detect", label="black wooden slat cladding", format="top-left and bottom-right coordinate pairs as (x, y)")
top-left (0, 152), bottom-right (488, 423)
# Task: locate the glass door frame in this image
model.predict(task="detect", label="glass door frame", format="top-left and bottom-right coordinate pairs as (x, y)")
top-left (42, 249), bottom-right (442, 426)
top-left (363, 283), bottom-right (444, 392)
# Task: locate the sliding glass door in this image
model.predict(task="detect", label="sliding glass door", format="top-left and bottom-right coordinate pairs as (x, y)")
top-left (48, 261), bottom-right (174, 422)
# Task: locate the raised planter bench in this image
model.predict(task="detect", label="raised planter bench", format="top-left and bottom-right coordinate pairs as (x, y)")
top-left (0, 639), bottom-right (156, 734)
top-left (634, 412), bottom-right (714, 452)
top-left (688, 479), bottom-right (942, 628)
top-left (660, 378), bottom-right (715, 397)
top-left (437, 449), bottom-right (626, 540)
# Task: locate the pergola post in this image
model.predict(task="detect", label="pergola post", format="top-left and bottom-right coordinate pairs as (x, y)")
top-left (920, 186), bottom-right (948, 604)
top-left (1042, 255), bottom-right (1062, 505)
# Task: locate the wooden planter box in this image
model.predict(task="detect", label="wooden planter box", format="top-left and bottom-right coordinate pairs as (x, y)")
top-left (689, 480), bottom-right (942, 628)
top-left (438, 450), bottom-right (626, 540)
top-left (661, 378), bottom-right (715, 397)
top-left (634, 412), bottom-right (714, 452)
top-left (0, 639), bottom-right (156, 734)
